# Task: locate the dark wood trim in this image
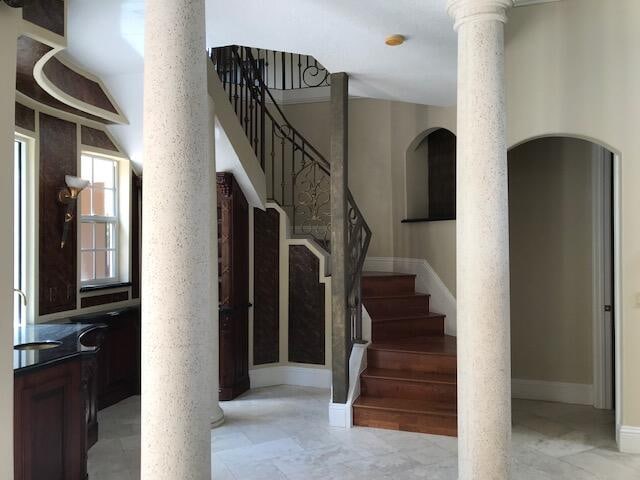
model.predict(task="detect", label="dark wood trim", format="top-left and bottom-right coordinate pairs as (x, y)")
top-left (131, 174), bottom-right (142, 299)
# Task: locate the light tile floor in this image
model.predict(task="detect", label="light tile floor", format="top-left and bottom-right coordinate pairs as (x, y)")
top-left (88, 385), bottom-right (640, 479)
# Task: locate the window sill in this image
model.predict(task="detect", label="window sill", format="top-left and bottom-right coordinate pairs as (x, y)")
top-left (80, 282), bottom-right (132, 293)
top-left (401, 217), bottom-right (456, 224)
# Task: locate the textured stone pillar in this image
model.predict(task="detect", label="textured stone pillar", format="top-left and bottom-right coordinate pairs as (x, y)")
top-left (141, 1), bottom-right (212, 479)
top-left (0, 6), bottom-right (18, 479)
top-left (447, 1), bottom-right (513, 478)
top-left (330, 72), bottom-right (350, 404)
top-left (208, 97), bottom-right (224, 429)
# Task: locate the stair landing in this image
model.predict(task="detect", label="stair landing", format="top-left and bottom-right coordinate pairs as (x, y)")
top-left (353, 272), bottom-right (458, 437)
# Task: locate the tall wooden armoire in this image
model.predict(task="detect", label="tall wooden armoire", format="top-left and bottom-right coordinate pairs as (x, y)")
top-left (216, 173), bottom-right (250, 400)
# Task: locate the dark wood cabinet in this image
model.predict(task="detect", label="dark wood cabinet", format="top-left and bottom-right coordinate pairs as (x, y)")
top-left (79, 308), bottom-right (141, 409)
top-left (14, 359), bottom-right (86, 480)
top-left (217, 173), bottom-right (250, 400)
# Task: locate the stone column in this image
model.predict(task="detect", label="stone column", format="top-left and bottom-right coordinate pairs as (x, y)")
top-left (0, 6), bottom-right (19, 479)
top-left (447, 1), bottom-right (513, 479)
top-left (208, 97), bottom-right (224, 429)
top-left (330, 72), bottom-right (350, 404)
top-left (141, 1), bottom-right (212, 479)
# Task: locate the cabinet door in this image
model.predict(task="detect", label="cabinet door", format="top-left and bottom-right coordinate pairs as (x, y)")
top-left (14, 361), bottom-right (85, 480)
top-left (217, 173), bottom-right (250, 400)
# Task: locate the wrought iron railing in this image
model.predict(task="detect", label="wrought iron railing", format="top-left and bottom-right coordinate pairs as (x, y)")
top-left (209, 45), bottom-right (371, 343)
top-left (221, 47), bottom-right (330, 91)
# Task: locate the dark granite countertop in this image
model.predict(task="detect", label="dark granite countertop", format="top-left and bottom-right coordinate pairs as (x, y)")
top-left (14, 323), bottom-right (105, 374)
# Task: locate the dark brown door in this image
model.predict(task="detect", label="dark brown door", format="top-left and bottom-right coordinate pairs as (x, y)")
top-left (217, 173), bottom-right (250, 400)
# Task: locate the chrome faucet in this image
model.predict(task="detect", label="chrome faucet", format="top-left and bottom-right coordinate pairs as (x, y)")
top-left (13, 288), bottom-right (27, 307)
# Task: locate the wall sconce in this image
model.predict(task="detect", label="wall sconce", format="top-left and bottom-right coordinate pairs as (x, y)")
top-left (58, 175), bottom-right (90, 249)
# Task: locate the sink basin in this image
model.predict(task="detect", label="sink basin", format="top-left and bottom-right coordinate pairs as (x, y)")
top-left (14, 341), bottom-right (62, 351)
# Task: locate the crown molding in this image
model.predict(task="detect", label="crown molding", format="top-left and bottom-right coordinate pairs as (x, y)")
top-left (514, 0), bottom-right (561, 6)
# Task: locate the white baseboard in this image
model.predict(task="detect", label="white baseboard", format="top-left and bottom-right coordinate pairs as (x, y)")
top-left (329, 403), bottom-right (350, 428)
top-left (328, 342), bottom-right (369, 428)
top-left (512, 379), bottom-right (594, 405)
top-left (249, 365), bottom-right (331, 389)
top-left (364, 256), bottom-right (457, 335)
top-left (618, 425), bottom-right (640, 454)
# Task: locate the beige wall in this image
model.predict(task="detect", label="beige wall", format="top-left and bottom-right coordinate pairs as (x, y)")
top-left (0, 6), bottom-right (18, 479)
top-left (506, 0), bottom-right (640, 428)
top-left (284, 99), bottom-right (394, 258)
top-left (509, 137), bottom-right (597, 385)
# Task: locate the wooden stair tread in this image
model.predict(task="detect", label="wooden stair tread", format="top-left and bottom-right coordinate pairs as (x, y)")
top-left (364, 293), bottom-right (430, 300)
top-left (363, 271), bottom-right (416, 278)
top-left (354, 395), bottom-right (457, 417)
top-left (371, 312), bottom-right (445, 323)
top-left (363, 367), bottom-right (456, 385)
top-left (370, 335), bottom-right (457, 355)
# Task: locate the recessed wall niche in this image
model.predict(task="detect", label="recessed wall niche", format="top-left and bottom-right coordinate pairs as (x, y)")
top-left (405, 128), bottom-right (456, 222)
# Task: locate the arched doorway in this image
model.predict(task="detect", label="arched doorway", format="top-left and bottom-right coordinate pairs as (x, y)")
top-left (508, 136), bottom-right (618, 432)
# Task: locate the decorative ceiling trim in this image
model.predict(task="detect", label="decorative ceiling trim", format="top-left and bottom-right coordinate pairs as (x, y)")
top-left (513, 0), bottom-right (561, 6)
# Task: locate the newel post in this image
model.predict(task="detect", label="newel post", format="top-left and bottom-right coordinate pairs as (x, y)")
top-left (330, 72), bottom-right (350, 404)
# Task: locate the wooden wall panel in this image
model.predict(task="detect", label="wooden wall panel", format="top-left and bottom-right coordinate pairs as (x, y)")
top-left (44, 59), bottom-right (119, 114)
top-left (80, 126), bottom-right (118, 152)
top-left (80, 292), bottom-right (129, 309)
top-left (39, 113), bottom-right (77, 315)
top-left (253, 207), bottom-right (280, 365)
top-left (15, 102), bottom-right (35, 131)
top-left (22, 0), bottom-right (65, 36)
top-left (131, 174), bottom-right (142, 299)
top-left (288, 245), bottom-right (325, 365)
top-left (16, 36), bottom-right (111, 124)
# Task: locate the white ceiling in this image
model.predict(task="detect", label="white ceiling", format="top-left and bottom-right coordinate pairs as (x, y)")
top-left (65, 0), bottom-right (458, 165)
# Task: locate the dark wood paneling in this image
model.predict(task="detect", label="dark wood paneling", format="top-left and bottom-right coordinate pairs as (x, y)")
top-left (81, 125), bottom-right (119, 151)
top-left (14, 359), bottom-right (86, 480)
top-left (427, 129), bottom-right (456, 220)
top-left (81, 355), bottom-right (99, 450)
top-left (22, 0), bottom-right (64, 36)
top-left (16, 36), bottom-right (112, 124)
top-left (44, 59), bottom-right (119, 114)
top-left (15, 102), bottom-right (35, 131)
top-left (131, 174), bottom-right (142, 299)
top-left (288, 245), bottom-right (325, 365)
top-left (39, 113), bottom-right (77, 315)
top-left (80, 291), bottom-right (129, 309)
top-left (217, 173), bottom-right (250, 400)
top-left (253, 207), bottom-right (280, 365)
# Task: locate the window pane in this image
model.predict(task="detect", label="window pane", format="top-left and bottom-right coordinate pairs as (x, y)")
top-left (93, 158), bottom-right (115, 189)
top-left (81, 155), bottom-right (92, 182)
top-left (103, 189), bottom-right (115, 217)
top-left (95, 222), bottom-right (106, 249)
top-left (80, 188), bottom-right (91, 216)
top-left (107, 222), bottom-right (116, 249)
top-left (95, 250), bottom-right (115, 279)
top-left (81, 223), bottom-right (94, 250)
top-left (81, 252), bottom-right (94, 282)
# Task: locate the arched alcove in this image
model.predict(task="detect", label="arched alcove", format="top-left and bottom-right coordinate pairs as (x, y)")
top-left (405, 128), bottom-right (456, 221)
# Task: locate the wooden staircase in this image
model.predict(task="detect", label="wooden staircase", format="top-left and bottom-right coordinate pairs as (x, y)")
top-left (353, 272), bottom-right (458, 436)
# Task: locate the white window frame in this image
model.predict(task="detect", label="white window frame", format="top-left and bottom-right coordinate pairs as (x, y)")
top-left (80, 153), bottom-right (120, 286)
top-left (14, 137), bottom-right (28, 327)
